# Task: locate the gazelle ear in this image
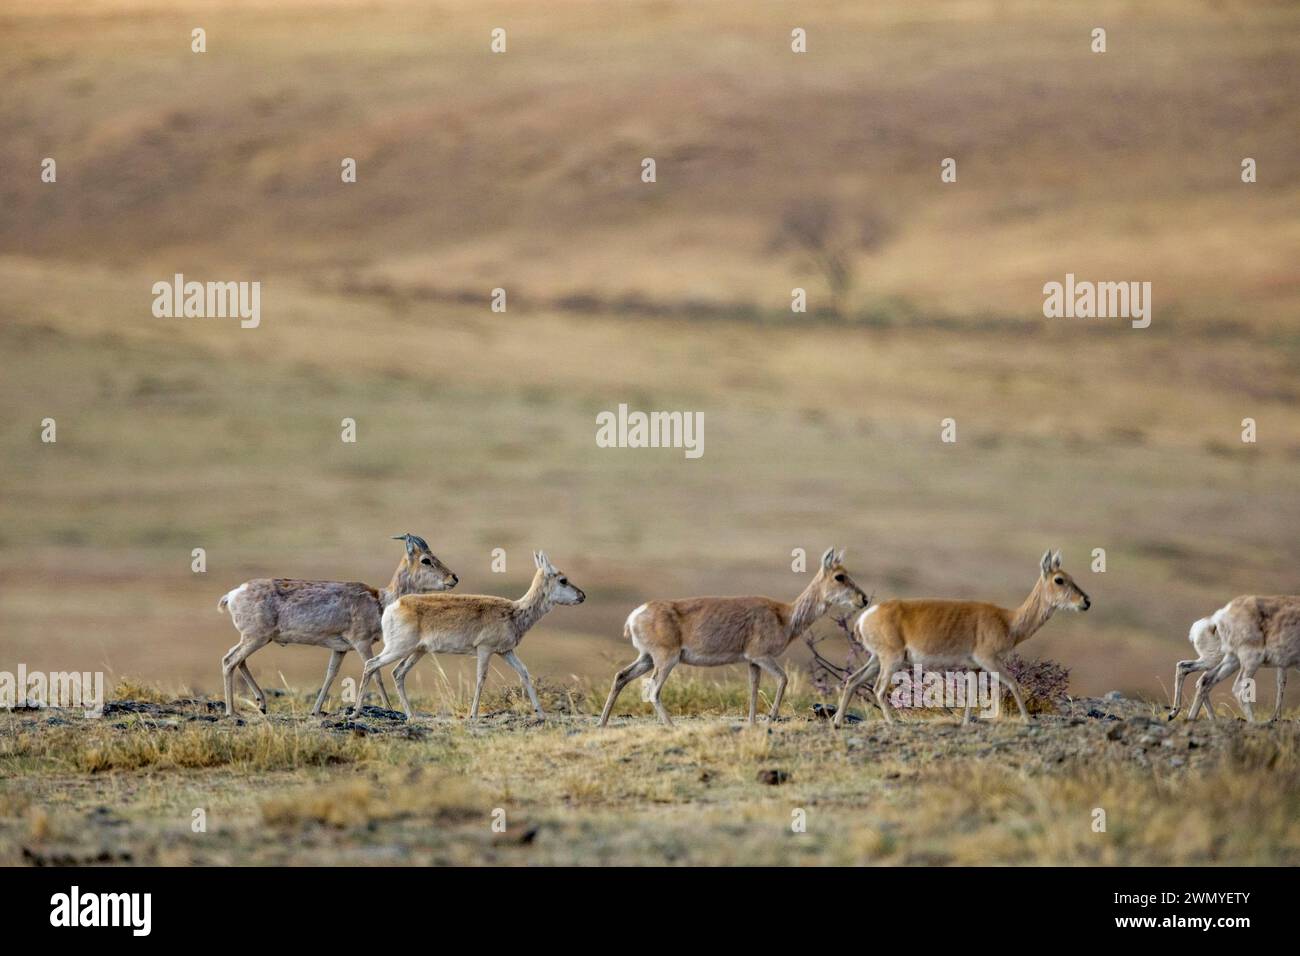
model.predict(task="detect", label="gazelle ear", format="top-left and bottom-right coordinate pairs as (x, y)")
top-left (1040, 550), bottom-right (1053, 576)
top-left (821, 547), bottom-right (835, 570)
top-left (834, 548), bottom-right (846, 566)
top-left (1051, 550), bottom-right (1062, 571)
top-left (533, 550), bottom-right (545, 570)
top-left (393, 533), bottom-right (415, 557)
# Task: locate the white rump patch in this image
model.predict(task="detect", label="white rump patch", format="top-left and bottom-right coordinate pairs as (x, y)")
top-left (627, 603), bottom-right (649, 651)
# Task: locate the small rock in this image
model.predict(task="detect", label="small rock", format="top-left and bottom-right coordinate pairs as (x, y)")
top-left (355, 705), bottom-right (406, 722)
top-left (756, 769), bottom-right (789, 786)
top-left (494, 824), bottom-right (539, 846)
top-left (1106, 724), bottom-right (1125, 741)
top-left (811, 703), bottom-right (862, 723)
top-left (1104, 691), bottom-right (1125, 701)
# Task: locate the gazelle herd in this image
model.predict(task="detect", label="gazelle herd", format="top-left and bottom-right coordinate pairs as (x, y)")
top-left (218, 538), bottom-right (1296, 725)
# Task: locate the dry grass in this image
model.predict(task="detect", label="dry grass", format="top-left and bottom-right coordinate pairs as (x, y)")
top-left (3, 687), bottom-right (1299, 865)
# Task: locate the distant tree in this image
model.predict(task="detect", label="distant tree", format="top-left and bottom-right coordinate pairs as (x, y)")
top-left (772, 199), bottom-right (893, 319)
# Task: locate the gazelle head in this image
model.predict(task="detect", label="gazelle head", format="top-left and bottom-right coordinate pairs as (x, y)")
top-left (1039, 549), bottom-right (1089, 612)
top-left (392, 533), bottom-right (459, 591)
top-left (534, 550), bottom-right (585, 605)
top-left (816, 547), bottom-right (870, 610)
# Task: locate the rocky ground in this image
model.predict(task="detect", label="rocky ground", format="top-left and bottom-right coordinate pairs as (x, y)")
top-left (2, 689), bottom-right (1297, 865)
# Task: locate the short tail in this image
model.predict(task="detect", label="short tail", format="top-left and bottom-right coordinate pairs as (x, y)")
top-left (218, 589), bottom-right (237, 613)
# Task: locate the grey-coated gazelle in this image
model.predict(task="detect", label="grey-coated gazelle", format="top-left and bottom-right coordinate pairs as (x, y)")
top-left (598, 547), bottom-right (870, 727)
top-left (1167, 615), bottom-right (1225, 721)
top-left (833, 550), bottom-right (1090, 726)
top-left (353, 551), bottom-right (585, 720)
top-left (1185, 595), bottom-right (1299, 723)
top-left (217, 534), bottom-right (458, 716)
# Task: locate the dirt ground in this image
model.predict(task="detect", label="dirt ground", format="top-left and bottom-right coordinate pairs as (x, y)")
top-left (4, 685), bottom-right (1298, 866)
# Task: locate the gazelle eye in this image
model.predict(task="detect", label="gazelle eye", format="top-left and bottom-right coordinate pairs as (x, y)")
top-left (421, 557), bottom-right (433, 566)
top-left (559, 577), bottom-right (568, 586)
top-left (1053, 576), bottom-right (1064, 585)
top-left (834, 574), bottom-right (846, 583)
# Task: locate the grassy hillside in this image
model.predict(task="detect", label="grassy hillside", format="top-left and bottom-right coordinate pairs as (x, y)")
top-left (1, 0), bottom-right (1298, 707)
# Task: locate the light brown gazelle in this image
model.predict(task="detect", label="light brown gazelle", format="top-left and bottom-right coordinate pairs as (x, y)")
top-left (217, 533), bottom-right (458, 717)
top-left (1185, 596), bottom-right (1299, 723)
top-left (598, 547), bottom-right (869, 727)
top-left (833, 550), bottom-right (1090, 727)
top-left (354, 550), bottom-right (585, 720)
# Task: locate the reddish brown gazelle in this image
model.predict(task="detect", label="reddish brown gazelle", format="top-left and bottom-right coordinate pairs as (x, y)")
top-left (833, 550), bottom-right (1089, 727)
top-left (598, 548), bottom-right (870, 727)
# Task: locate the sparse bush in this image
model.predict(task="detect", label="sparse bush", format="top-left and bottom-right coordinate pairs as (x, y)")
top-left (999, 654), bottom-right (1070, 714)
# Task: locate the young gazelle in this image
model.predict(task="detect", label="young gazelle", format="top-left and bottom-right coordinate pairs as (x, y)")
top-left (1166, 616), bottom-right (1224, 721)
top-left (598, 548), bottom-right (870, 727)
top-left (217, 534), bottom-right (458, 716)
top-left (833, 550), bottom-right (1089, 727)
top-left (1186, 596), bottom-right (1299, 723)
top-left (353, 551), bottom-right (585, 720)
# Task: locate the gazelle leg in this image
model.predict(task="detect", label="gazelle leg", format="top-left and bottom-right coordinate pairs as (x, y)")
top-left (238, 662), bottom-right (267, 714)
top-left (746, 663), bottom-right (760, 724)
top-left (1234, 654), bottom-right (1263, 723)
top-left (469, 646), bottom-right (492, 719)
top-left (978, 655), bottom-right (1028, 721)
top-left (357, 642), bottom-right (392, 710)
top-left (352, 642), bottom-right (411, 714)
top-left (648, 652), bottom-right (681, 727)
top-left (312, 650), bottom-right (345, 716)
top-left (833, 655), bottom-right (879, 729)
top-left (598, 654), bottom-right (653, 727)
top-left (1269, 667), bottom-right (1288, 723)
top-left (502, 651), bottom-right (543, 719)
top-left (222, 636), bottom-right (267, 716)
top-left (1189, 655), bottom-right (1237, 722)
top-left (871, 655), bottom-right (904, 725)
top-left (1168, 659), bottom-right (1198, 719)
top-left (391, 648), bottom-right (427, 718)
top-left (754, 657), bottom-right (788, 720)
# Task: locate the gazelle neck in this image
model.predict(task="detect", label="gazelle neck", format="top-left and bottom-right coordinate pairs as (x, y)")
top-left (379, 560), bottom-right (414, 608)
top-left (786, 578), bottom-right (828, 641)
top-left (511, 570), bottom-right (550, 636)
top-left (1009, 578), bottom-right (1054, 645)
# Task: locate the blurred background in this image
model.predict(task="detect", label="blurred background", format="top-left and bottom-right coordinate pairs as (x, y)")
top-left (1, 0), bottom-right (1298, 704)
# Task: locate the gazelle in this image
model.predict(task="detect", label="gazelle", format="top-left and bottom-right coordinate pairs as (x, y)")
top-left (217, 533), bottom-right (458, 716)
top-left (598, 547), bottom-right (869, 727)
top-left (833, 550), bottom-right (1089, 727)
top-left (354, 550), bottom-right (585, 720)
top-left (1166, 616), bottom-right (1224, 721)
top-left (1185, 596), bottom-right (1299, 723)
